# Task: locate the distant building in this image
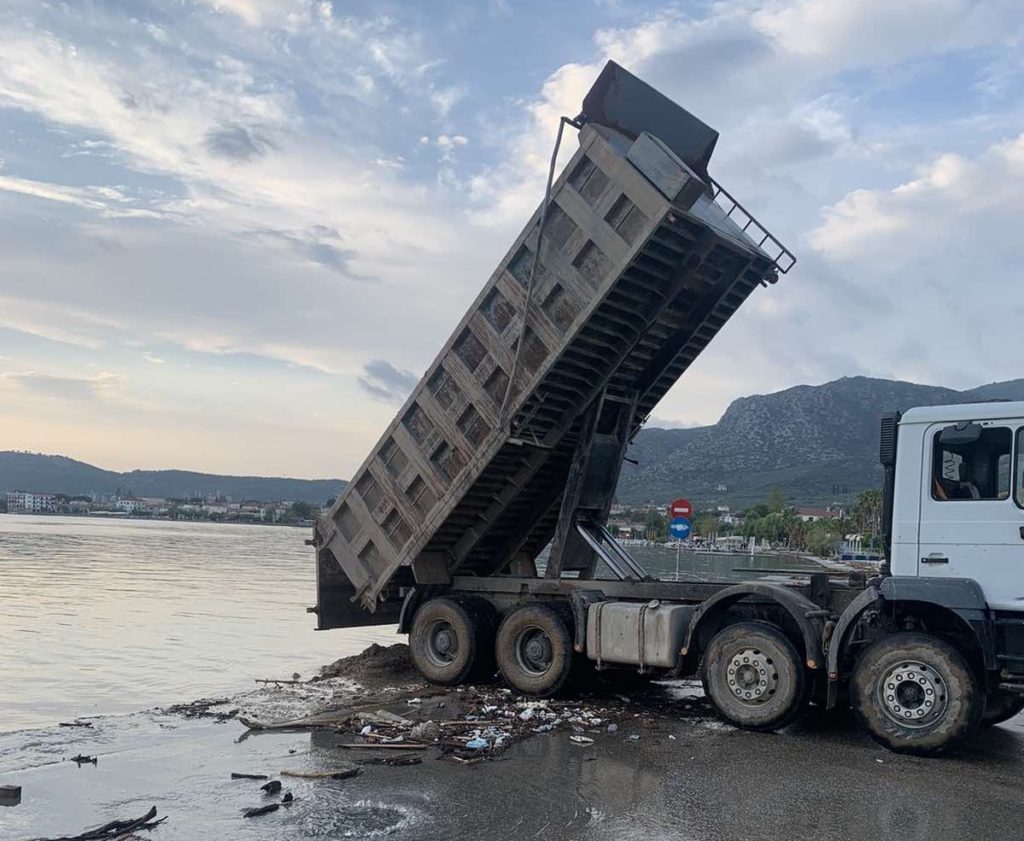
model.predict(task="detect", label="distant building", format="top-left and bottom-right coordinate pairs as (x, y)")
top-left (6, 491), bottom-right (58, 514)
top-left (795, 507), bottom-right (841, 523)
top-left (116, 498), bottom-right (150, 515)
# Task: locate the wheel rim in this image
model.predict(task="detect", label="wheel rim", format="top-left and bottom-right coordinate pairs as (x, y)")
top-left (725, 647), bottom-right (779, 706)
top-left (425, 619), bottom-right (459, 667)
top-left (878, 660), bottom-right (948, 729)
top-left (515, 625), bottom-right (553, 676)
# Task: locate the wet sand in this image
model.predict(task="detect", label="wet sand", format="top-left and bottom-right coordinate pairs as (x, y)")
top-left (3, 650), bottom-right (1024, 841)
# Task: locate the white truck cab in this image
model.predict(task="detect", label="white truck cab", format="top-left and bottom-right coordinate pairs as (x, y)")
top-left (889, 402), bottom-right (1024, 611)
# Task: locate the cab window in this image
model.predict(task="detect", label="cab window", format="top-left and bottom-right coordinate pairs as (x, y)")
top-left (931, 425), bottom-right (1011, 501)
top-left (1016, 429), bottom-right (1024, 508)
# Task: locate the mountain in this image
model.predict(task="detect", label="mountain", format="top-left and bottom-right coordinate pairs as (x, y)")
top-left (618, 376), bottom-right (1024, 509)
top-left (4, 376), bottom-right (1022, 511)
top-left (0, 452), bottom-right (346, 505)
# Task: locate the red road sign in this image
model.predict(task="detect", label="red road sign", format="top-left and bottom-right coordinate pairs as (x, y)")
top-left (670, 498), bottom-right (692, 518)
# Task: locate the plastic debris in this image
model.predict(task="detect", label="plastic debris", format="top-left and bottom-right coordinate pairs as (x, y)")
top-left (569, 735), bottom-right (594, 745)
top-left (606, 724), bottom-right (618, 734)
top-left (519, 708), bottom-right (535, 721)
top-left (626, 735), bottom-right (640, 741)
top-left (466, 737), bottom-right (488, 750)
top-left (410, 721), bottom-right (441, 741)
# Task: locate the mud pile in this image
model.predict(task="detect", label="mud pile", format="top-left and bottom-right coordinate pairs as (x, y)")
top-left (318, 643), bottom-right (416, 688)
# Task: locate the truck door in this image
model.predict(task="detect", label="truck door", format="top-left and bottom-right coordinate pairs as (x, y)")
top-left (917, 420), bottom-right (1024, 610)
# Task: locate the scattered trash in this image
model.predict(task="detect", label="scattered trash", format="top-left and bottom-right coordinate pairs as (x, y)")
top-left (606, 724), bottom-right (618, 734)
top-left (231, 772), bottom-right (269, 780)
top-left (668, 735), bottom-right (676, 740)
top-left (408, 697), bottom-right (422, 705)
top-left (69, 754), bottom-right (97, 766)
top-left (260, 780), bottom-right (282, 795)
top-left (375, 710), bottom-right (414, 727)
top-left (243, 804), bottom-right (279, 818)
top-left (360, 725), bottom-right (373, 736)
top-left (569, 735), bottom-right (594, 746)
top-left (410, 721), bottom-right (441, 742)
top-left (626, 735), bottom-right (641, 742)
top-left (519, 708), bottom-right (536, 722)
top-left (465, 737), bottom-right (488, 750)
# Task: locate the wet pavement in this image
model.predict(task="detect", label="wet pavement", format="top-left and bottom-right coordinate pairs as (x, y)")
top-left (3, 688), bottom-right (1023, 841)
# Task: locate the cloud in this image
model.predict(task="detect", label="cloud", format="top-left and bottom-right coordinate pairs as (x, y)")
top-left (752, 0), bottom-right (1016, 67)
top-left (809, 134), bottom-right (1024, 256)
top-left (204, 124), bottom-right (275, 161)
top-left (357, 359), bottom-right (419, 403)
top-left (2, 371), bottom-right (123, 400)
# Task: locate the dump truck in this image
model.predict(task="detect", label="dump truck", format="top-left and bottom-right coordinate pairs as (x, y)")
top-left (311, 62), bottom-right (1024, 754)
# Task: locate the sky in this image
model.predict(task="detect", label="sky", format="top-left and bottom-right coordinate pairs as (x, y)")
top-left (0, 0), bottom-right (1022, 479)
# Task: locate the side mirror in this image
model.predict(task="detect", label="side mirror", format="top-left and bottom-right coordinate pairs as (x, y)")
top-left (938, 421), bottom-right (983, 447)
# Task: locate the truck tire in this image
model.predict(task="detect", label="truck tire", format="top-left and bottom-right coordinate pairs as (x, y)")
top-left (851, 632), bottom-right (983, 754)
top-left (495, 604), bottom-right (573, 696)
top-left (981, 692), bottom-right (1024, 727)
top-left (701, 621), bottom-right (807, 732)
top-left (409, 597), bottom-right (480, 686)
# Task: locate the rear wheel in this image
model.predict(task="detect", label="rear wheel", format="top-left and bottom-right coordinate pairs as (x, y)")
top-left (851, 632), bottom-right (983, 754)
top-left (981, 692), bottom-right (1024, 727)
top-left (409, 597), bottom-right (480, 686)
top-left (495, 604), bottom-right (573, 696)
top-left (701, 621), bottom-right (807, 731)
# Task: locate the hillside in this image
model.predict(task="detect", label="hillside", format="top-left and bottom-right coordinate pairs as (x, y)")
top-left (618, 376), bottom-right (1024, 508)
top-left (0, 452), bottom-right (346, 505)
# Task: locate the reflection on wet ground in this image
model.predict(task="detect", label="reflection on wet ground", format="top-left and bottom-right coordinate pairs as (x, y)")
top-left (3, 693), bottom-right (1023, 841)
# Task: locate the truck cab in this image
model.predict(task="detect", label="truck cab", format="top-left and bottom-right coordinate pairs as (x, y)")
top-left (889, 402), bottom-right (1024, 610)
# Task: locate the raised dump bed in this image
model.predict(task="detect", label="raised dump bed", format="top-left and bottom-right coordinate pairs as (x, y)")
top-left (312, 61), bottom-right (793, 628)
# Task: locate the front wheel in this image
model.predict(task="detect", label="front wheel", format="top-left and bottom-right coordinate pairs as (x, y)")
top-left (701, 621), bottom-right (807, 732)
top-left (409, 597), bottom-right (481, 686)
top-left (981, 692), bottom-right (1024, 727)
top-left (851, 632), bottom-right (983, 754)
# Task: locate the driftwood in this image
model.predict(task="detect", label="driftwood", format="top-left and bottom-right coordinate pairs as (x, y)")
top-left (280, 767), bottom-right (360, 780)
top-left (242, 804), bottom-right (279, 818)
top-left (59, 721), bottom-right (93, 729)
top-left (230, 772), bottom-right (268, 780)
top-left (356, 755), bottom-right (423, 767)
top-left (336, 742), bottom-right (428, 750)
top-left (254, 678), bottom-right (313, 686)
top-left (32, 805), bottom-right (166, 840)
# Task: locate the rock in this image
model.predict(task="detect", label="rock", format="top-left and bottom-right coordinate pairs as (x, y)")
top-left (261, 780), bottom-right (282, 795)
